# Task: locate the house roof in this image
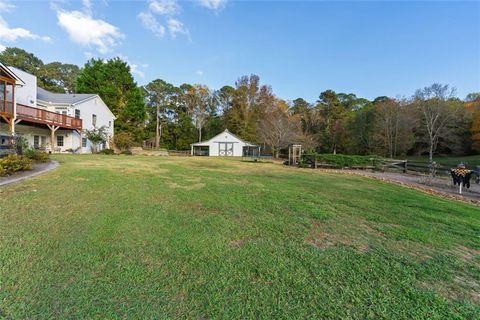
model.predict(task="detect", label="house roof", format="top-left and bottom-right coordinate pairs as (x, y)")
top-left (191, 129), bottom-right (258, 147)
top-left (37, 87), bottom-right (97, 105)
top-left (0, 63), bottom-right (25, 85)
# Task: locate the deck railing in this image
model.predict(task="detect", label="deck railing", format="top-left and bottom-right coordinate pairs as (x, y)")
top-left (16, 104), bottom-right (82, 130)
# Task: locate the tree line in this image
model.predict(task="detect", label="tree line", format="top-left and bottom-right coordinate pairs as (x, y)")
top-left (1, 47), bottom-right (479, 159)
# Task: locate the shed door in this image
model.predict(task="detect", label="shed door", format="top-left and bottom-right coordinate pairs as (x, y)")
top-left (218, 142), bottom-right (234, 156)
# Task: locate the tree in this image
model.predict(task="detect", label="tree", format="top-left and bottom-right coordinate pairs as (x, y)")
top-left (85, 126), bottom-right (108, 153)
top-left (185, 84), bottom-right (212, 142)
top-left (316, 90), bottom-right (349, 154)
top-left (228, 75), bottom-right (274, 142)
top-left (76, 58), bottom-right (146, 142)
top-left (0, 47), bottom-right (43, 75)
top-left (37, 62), bottom-right (80, 93)
top-left (414, 84), bottom-right (461, 162)
top-left (0, 47), bottom-right (80, 93)
top-left (144, 79), bottom-right (177, 148)
top-left (372, 98), bottom-right (415, 158)
top-left (258, 99), bottom-right (299, 158)
top-left (467, 95), bottom-right (480, 152)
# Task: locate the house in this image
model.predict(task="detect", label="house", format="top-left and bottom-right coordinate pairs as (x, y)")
top-left (190, 129), bottom-right (260, 157)
top-left (0, 63), bottom-right (115, 153)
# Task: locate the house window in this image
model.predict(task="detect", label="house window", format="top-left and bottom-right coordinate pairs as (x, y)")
top-left (92, 114), bottom-right (97, 127)
top-left (57, 135), bottom-right (64, 147)
top-left (108, 121), bottom-right (111, 128)
top-left (41, 136), bottom-right (46, 147)
top-left (33, 135), bottom-right (39, 148)
top-left (75, 109), bottom-right (80, 119)
top-left (62, 111), bottom-right (67, 115)
top-left (82, 137), bottom-right (87, 148)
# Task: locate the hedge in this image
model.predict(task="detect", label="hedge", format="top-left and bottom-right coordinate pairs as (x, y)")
top-left (303, 153), bottom-right (378, 168)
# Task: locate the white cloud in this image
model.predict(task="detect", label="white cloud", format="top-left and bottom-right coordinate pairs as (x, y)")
top-left (0, 1), bottom-right (15, 13)
top-left (117, 54), bottom-right (148, 78)
top-left (138, 11), bottom-right (165, 38)
top-left (198, 0), bottom-right (227, 11)
top-left (167, 18), bottom-right (189, 38)
top-left (82, 0), bottom-right (92, 14)
top-left (149, 0), bottom-right (179, 16)
top-left (57, 10), bottom-right (124, 54)
top-left (0, 17), bottom-right (51, 42)
top-left (196, 70), bottom-right (204, 76)
top-left (0, 43), bottom-right (5, 52)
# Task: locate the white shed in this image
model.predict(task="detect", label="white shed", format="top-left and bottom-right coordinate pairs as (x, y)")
top-left (190, 129), bottom-right (260, 157)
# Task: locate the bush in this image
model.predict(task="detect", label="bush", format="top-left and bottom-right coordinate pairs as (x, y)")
top-left (303, 153), bottom-right (378, 168)
top-left (114, 132), bottom-right (135, 152)
top-left (98, 148), bottom-right (115, 155)
top-left (23, 148), bottom-right (50, 162)
top-left (0, 154), bottom-right (33, 176)
top-left (120, 150), bottom-right (133, 155)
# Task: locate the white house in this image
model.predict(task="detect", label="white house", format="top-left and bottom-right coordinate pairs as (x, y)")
top-left (191, 129), bottom-right (260, 157)
top-left (0, 63), bottom-right (115, 153)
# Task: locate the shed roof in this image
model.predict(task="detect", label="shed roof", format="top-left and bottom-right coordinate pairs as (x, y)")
top-left (191, 129), bottom-right (257, 147)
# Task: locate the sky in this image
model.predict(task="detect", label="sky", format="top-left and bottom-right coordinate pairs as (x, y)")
top-left (1, 0), bottom-right (479, 102)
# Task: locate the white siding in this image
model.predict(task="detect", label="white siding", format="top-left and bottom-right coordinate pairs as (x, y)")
top-left (74, 96), bottom-right (115, 153)
top-left (193, 130), bottom-right (255, 157)
top-left (10, 67), bottom-right (36, 107)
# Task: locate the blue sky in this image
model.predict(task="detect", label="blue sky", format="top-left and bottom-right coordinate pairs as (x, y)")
top-left (1, 0), bottom-right (479, 102)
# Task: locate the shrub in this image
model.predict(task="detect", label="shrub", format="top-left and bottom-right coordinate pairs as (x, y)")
top-left (0, 154), bottom-right (33, 176)
top-left (98, 148), bottom-right (115, 155)
top-left (303, 153), bottom-right (378, 168)
top-left (24, 148), bottom-right (50, 162)
top-left (120, 150), bottom-right (133, 155)
top-left (114, 132), bottom-right (135, 152)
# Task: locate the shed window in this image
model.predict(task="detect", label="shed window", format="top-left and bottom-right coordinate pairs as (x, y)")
top-left (75, 109), bottom-right (80, 119)
top-left (82, 138), bottom-right (87, 148)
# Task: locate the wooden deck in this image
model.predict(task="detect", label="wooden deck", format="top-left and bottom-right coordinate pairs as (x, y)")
top-left (16, 104), bottom-right (82, 130)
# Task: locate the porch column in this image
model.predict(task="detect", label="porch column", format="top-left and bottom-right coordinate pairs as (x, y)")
top-left (11, 84), bottom-right (16, 135)
top-left (47, 124), bottom-right (59, 153)
top-left (191, 144), bottom-right (194, 156)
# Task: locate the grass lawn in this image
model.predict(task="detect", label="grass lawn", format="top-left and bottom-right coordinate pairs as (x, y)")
top-left (0, 155), bottom-right (479, 319)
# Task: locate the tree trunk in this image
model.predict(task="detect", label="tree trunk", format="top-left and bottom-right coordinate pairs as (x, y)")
top-left (198, 127), bottom-right (202, 142)
top-left (429, 142), bottom-right (434, 163)
top-left (155, 104), bottom-right (160, 149)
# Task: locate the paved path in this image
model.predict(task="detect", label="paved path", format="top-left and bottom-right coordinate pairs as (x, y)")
top-left (345, 170), bottom-right (480, 205)
top-left (0, 161), bottom-right (59, 187)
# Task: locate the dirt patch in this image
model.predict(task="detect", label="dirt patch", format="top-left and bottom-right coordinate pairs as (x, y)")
top-left (451, 246), bottom-right (480, 265)
top-left (166, 182), bottom-right (205, 190)
top-left (421, 274), bottom-right (480, 304)
top-left (306, 215), bottom-right (384, 253)
top-left (306, 216), bottom-right (440, 261)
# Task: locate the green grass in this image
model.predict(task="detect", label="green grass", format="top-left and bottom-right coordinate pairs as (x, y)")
top-left (0, 155), bottom-right (479, 319)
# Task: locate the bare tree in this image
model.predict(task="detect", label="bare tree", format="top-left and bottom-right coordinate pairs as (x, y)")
top-left (414, 84), bottom-right (461, 162)
top-left (373, 97), bottom-right (414, 158)
top-left (258, 99), bottom-right (299, 158)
